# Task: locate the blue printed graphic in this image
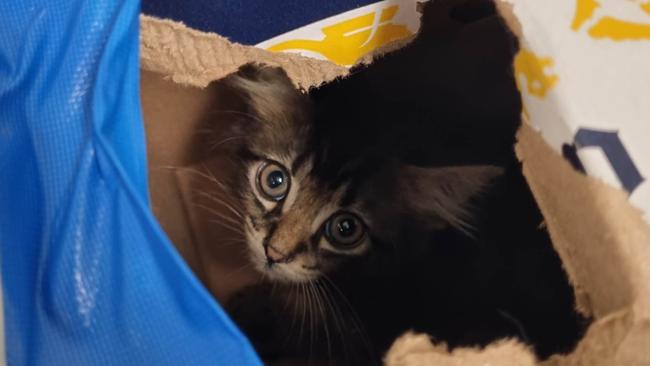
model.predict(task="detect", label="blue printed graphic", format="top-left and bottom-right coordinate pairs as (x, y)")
top-left (563, 128), bottom-right (644, 194)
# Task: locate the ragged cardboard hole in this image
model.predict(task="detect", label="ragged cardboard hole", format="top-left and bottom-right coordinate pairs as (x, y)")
top-left (140, 0), bottom-right (650, 364)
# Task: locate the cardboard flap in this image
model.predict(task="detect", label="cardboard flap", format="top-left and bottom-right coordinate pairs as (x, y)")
top-left (497, 1), bottom-right (650, 364)
top-left (142, 70), bottom-right (260, 304)
top-left (141, 15), bottom-right (348, 89)
top-left (385, 332), bottom-right (536, 366)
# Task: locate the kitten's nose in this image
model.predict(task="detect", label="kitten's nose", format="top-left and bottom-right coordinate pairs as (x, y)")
top-left (265, 244), bottom-right (289, 264)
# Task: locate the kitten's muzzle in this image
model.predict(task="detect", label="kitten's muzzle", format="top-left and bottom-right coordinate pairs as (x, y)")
top-left (264, 244), bottom-right (293, 265)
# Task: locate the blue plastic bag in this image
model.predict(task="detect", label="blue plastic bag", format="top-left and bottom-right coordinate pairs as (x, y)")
top-left (0, 1), bottom-right (261, 364)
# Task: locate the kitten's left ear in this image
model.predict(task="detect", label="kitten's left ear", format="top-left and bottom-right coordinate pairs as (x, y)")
top-left (395, 164), bottom-right (503, 232)
top-left (201, 63), bottom-right (311, 156)
top-left (220, 63), bottom-right (307, 123)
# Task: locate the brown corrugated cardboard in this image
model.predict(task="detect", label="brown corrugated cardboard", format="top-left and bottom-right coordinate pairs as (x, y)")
top-left (514, 123), bottom-right (650, 366)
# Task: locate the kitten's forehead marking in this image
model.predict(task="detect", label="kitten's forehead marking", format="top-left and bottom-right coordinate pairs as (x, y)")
top-left (283, 154), bottom-right (313, 215)
top-left (309, 182), bottom-right (350, 233)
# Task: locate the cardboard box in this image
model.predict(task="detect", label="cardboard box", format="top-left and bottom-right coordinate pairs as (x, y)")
top-left (140, 1), bottom-right (650, 364)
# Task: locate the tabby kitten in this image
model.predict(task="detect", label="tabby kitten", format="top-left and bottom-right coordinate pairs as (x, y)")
top-left (216, 62), bottom-right (504, 365)
top-left (205, 0), bottom-right (586, 364)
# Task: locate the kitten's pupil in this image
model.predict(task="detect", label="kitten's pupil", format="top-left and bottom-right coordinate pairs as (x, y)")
top-left (337, 219), bottom-right (356, 237)
top-left (267, 170), bottom-right (285, 188)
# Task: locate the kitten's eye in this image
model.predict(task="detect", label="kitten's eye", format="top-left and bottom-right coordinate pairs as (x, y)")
top-left (325, 212), bottom-right (366, 248)
top-left (257, 161), bottom-right (290, 201)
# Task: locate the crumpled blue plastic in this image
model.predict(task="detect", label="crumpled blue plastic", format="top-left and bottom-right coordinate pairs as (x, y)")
top-left (0, 1), bottom-right (261, 365)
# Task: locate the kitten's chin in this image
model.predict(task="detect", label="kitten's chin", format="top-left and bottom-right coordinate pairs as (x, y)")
top-left (258, 263), bottom-right (319, 284)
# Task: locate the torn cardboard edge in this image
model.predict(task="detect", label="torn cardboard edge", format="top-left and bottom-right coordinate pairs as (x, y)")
top-left (140, 15), bottom-right (348, 89)
top-left (140, 3), bottom-right (650, 364)
top-left (385, 332), bottom-right (536, 366)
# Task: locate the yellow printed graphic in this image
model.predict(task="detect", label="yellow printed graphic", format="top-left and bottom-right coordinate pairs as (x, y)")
top-left (514, 49), bottom-right (558, 99)
top-left (267, 6), bottom-right (412, 66)
top-left (642, 1), bottom-right (650, 15)
top-left (571, 0), bottom-right (600, 30)
top-left (572, 0), bottom-right (650, 40)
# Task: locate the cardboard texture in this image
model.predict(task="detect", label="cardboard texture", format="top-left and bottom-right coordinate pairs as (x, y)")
top-left (141, 15), bottom-right (347, 89)
top-left (384, 332), bottom-right (536, 366)
top-left (140, 2), bottom-right (650, 365)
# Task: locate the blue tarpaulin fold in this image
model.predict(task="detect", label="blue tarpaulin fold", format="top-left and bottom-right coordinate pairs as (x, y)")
top-left (0, 1), bottom-right (261, 364)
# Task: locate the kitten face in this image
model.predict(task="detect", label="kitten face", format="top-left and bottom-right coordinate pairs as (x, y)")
top-left (220, 64), bottom-right (373, 283)
top-left (242, 155), bottom-right (371, 283)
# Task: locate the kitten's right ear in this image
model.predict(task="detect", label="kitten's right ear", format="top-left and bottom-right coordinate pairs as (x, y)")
top-left (395, 163), bottom-right (503, 233)
top-left (360, 162), bottom-right (502, 243)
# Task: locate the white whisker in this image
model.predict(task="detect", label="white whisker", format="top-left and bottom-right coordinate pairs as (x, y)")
top-left (306, 281), bottom-right (315, 364)
top-left (223, 262), bottom-right (253, 279)
top-left (312, 281), bottom-right (333, 365)
top-left (218, 109), bottom-right (269, 125)
top-left (210, 135), bottom-right (246, 150)
top-left (206, 219), bottom-right (245, 235)
top-left (298, 283), bottom-right (307, 347)
top-left (322, 275), bottom-right (374, 359)
top-left (318, 279), bottom-right (351, 365)
top-left (192, 202), bottom-right (242, 228)
top-left (193, 190), bottom-right (244, 219)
